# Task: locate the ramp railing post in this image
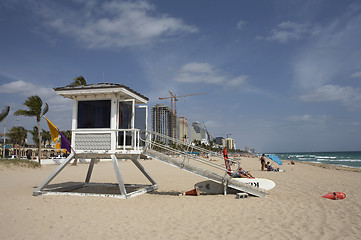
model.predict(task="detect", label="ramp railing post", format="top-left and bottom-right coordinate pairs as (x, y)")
top-left (222, 178), bottom-right (228, 196)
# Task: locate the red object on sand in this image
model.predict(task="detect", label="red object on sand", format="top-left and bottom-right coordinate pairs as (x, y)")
top-left (184, 187), bottom-right (200, 196)
top-left (322, 192), bottom-right (346, 200)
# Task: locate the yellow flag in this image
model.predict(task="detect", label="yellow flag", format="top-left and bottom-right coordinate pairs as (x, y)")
top-left (44, 116), bottom-right (59, 142)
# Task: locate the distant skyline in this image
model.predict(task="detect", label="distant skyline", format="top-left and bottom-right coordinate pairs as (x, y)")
top-left (1, 0), bottom-right (361, 153)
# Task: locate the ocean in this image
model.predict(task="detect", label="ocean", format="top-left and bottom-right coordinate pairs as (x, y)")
top-left (273, 151), bottom-right (361, 169)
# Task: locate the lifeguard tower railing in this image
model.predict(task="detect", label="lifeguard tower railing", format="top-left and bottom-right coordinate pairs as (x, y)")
top-left (72, 128), bottom-right (144, 155)
top-left (141, 130), bottom-right (236, 170)
top-left (140, 130), bottom-right (268, 197)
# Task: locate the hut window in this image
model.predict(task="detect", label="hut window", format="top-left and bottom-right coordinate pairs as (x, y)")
top-left (78, 100), bottom-right (111, 128)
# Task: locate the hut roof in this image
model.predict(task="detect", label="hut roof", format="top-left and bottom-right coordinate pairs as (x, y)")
top-left (54, 83), bottom-right (149, 103)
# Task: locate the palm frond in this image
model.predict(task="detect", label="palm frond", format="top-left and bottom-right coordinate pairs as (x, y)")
top-left (0, 106), bottom-right (10, 122)
top-left (78, 76), bottom-right (87, 85)
top-left (67, 75), bottom-right (87, 87)
top-left (42, 103), bottom-right (49, 116)
top-left (14, 95), bottom-right (45, 118)
top-left (14, 109), bottom-right (33, 117)
top-left (24, 95), bottom-right (42, 113)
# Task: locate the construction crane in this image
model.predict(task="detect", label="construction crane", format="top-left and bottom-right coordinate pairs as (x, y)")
top-left (159, 91), bottom-right (207, 117)
top-left (159, 91), bottom-right (207, 138)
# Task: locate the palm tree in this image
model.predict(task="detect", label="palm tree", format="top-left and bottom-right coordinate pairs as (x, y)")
top-left (14, 96), bottom-right (48, 164)
top-left (0, 106), bottom-right (10, 123)
top-left (67, 75), bottom-right (87, 87)
top-left (41, 129), bottom-right (52, 147)
top-left (29, 126), bottom-right (39, 147)
top-left (8, 126), bottom-right (27, 159)
top-left (60, 130), bottom-right (72, 143)
top-left (1, 106), bottom-right (10, 158)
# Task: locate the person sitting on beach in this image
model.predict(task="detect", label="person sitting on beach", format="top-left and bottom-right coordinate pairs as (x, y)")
top-left (232, 168), bottom-right (254, 178)
top-left (264, 161), bottom-right (269, 170)
top-left (266, 162), bottom-right (275, 171)
top-left (266, 163), bottom-right (281, 172)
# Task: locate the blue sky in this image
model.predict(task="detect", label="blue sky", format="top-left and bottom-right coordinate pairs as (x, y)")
top-left (1, 0), bottom-right (361, 153)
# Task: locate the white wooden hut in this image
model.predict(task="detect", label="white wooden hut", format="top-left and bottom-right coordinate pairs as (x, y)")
top-left (34, 83), bottom-right (157, 199)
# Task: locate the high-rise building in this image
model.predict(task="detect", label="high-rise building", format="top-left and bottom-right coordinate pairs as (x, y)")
top-left (151, 104), bottom-right (176, 143)
top-left (190, 121), bottom-right (209, 145)
top-left (223, 138), bottom-right (235, 149)
top-left (215, 137), bottom-right (224, 145)
top-left (178, 117), bottom-right (188, 142)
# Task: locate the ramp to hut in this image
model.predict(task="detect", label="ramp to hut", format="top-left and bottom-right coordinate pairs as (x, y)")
top-left (141, 132), bottom-right (268, 198)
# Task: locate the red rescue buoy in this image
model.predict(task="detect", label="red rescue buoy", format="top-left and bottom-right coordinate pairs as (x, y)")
top-left (322, 192), bottom-right (346, 200)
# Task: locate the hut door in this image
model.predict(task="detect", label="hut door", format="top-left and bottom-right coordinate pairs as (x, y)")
top-left (118, 101), bottom-right (133, 147)
top-left (135, 105), bottom-right (147, 146)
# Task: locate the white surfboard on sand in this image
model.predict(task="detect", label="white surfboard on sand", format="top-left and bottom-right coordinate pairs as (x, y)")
top-left (195, 178), bottom-right (275, 194)
top-left (232, 178), bottom-right (275, 190)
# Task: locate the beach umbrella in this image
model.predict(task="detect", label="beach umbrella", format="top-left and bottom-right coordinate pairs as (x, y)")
top-left (267, 154), bottom-right (283, 165)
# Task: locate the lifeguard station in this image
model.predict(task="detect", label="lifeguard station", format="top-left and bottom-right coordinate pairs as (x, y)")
top-left (34, 83), bottom-right (269, 199)
top-left (33, 83), bottom-right (158, 199)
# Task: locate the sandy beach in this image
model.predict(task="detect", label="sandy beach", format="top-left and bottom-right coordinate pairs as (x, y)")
top-left (1, 156), bottom-right (361, 240)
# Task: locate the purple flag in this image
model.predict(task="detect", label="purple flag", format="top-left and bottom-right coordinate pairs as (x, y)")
top-left (59, 131), bottom-right (71, 153)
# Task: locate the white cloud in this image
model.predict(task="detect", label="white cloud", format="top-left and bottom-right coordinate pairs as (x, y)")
top-left (0, 79), bottom-right (72, 130)
top-left (237, 20), bottom-right (247, 30)
top-left (300, 84), bottom-right (361, 109)
top-left (228, 76), bottom-right (248, 86)
top-left (0, 80), bottom-right (53, 98)
top-left (174, 62), bottom-right (248, 86)
top-left (0, 80), bottom-right (72, 113)
top-left (350, 71), bottom-right (361, 78)
top-left (287, 114), bottom-right (326, 124)
top-left (181, 62), bottom-right (213, 74)
top-left (258, 21), bottom-right (317, 44)
top-left (38, 0), bottom-right (198, 49)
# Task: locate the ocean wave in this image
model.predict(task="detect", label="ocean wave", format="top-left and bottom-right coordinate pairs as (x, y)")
top-left (309, 161), bottom-right (320, 164)
top-left (329, 159), bottom-right (361, 162)
top-left (292, 155), bottom-right (316, 159)
top-left (315, 159), bottom-right (361, 162)
top-left (276, 152), bottom-right (361, 168)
